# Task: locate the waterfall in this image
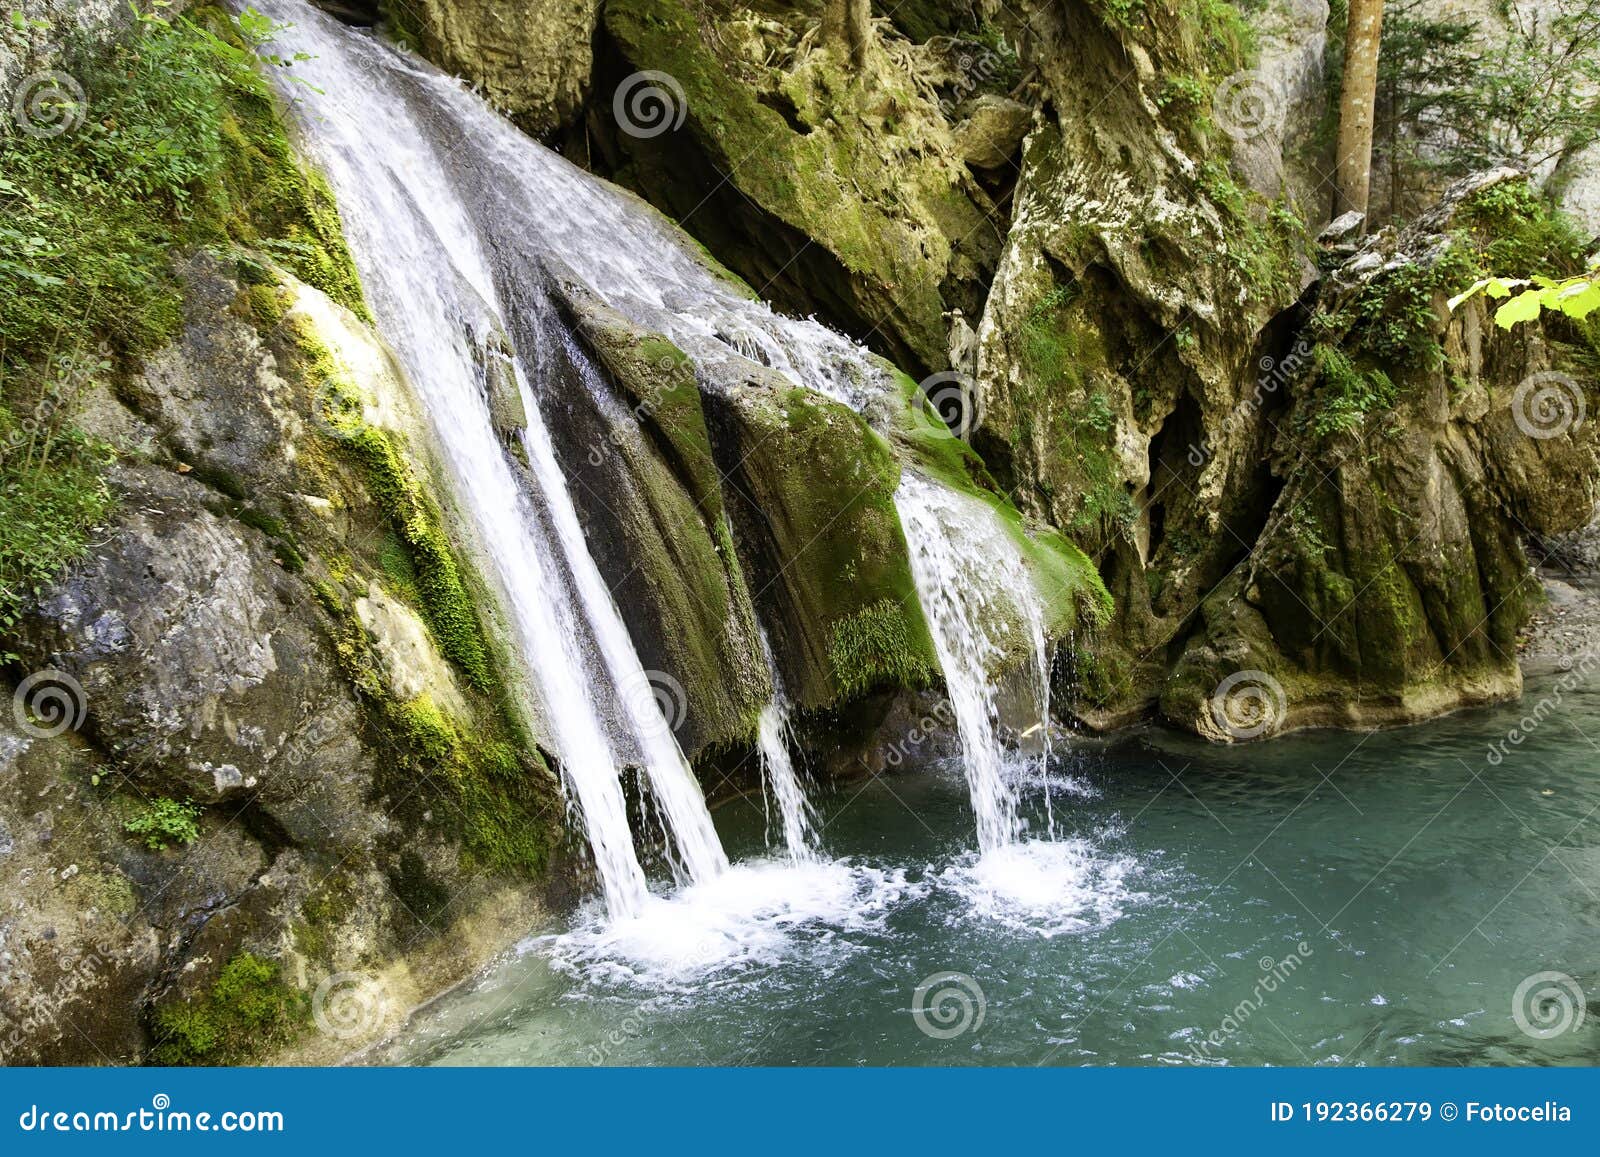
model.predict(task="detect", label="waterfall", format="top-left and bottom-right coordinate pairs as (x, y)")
top-left (258, 0), bottom-right (727, 918)
top-left (257, 0), bottom-right (1059, 893)
top-left (895, 474), bottom-right (1052, 854)
top-left (755, 630), bottom-right (820, 862)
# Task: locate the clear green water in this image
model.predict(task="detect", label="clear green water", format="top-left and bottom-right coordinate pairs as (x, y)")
top-left (384, 676), bottom-right (1600, 1066)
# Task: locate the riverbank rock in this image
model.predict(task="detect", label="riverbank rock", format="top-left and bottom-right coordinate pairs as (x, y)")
top-left (1162, 171), bottom-right (1600, 738)
top-left (1, 256), bottom-right (569, 1063)
top-left (388, 0), bottom-right (597, 139)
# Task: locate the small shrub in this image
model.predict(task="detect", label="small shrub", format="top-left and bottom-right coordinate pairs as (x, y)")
top-left (124, 797), bottom-right (202, 851)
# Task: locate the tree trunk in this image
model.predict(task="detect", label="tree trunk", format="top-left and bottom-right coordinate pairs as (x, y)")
top-left (1333, 0), bottom-right (1384, 223)
top-left (822, 0), bottom-right (872, 70)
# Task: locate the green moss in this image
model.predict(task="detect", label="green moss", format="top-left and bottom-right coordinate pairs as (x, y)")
top-left (67, 869), bottom-right (138, 918)
top-left (316, 566), bottom-right (556, 879)
top-left (244, 280), bottom-right (292, 328)
top-left (388, 695), bottom-right (554, 877)
top-left (151, 952), bottom-right (309, 1065)
top-left (235, 504), bottom-right (306, 572)
top-left (603, 0), bottom-right (971, 370)
top-left (579, 322), bottom-right (725, 518)
top-left (828, 598), bottom-right (937, 699)
top-left (0, 6), bottom-right (365, 645)
top-left (294, 318), bottom-right (494, 691)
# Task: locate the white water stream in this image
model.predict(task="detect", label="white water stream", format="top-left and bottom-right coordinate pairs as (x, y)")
top-left (895, 474), bottom-right (1052, 853)
top-left (260, 0), bottom-right (727, 919)
top-left (755, 629), bottom-right (819, 862)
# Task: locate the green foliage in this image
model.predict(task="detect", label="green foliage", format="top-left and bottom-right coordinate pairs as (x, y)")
top-left (1449, 182), bottom-right (1600, 330)
top-left (1450, 263), bottom-right (1600, 331)
top-left (1197, 162), bottom-right (1303, 293)
top-left (123, 797), bottom-right (202, 851)
top-left (1087, 0), bottom-right (1147, 32)
top-left (151, 952), bottom-right (308, 1065)
top-left (0, 6), bottom-right (364, 648)
top-left (0, 5), bottom-right (358, 362)
top-left (0, 377), bottom-right (113, 650)
top-left (1345, 246), bottom-right (1479, 370)
top-left (1181, 0), bottom-right (1256, 73)
top-left (1308, 345), bottom-right (1397, 436)
top-left (1310, 181), bottom-right (1590, 434)
top-left (1155, 74), bottom-right (1212, 119)
top-left (1371, 0), bottom-right (1600, 221)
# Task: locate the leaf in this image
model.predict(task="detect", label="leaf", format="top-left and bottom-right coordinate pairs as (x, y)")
top-left (1556, 283), bottom-right (1600, 321)
top-left (1494, 289), bottom-right (1544, 329)
top-left (1448, 279), bottom-right (1492, 311)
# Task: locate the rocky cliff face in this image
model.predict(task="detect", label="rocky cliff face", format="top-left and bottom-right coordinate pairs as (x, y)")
top-left (390, 0), bottom-right (599, 140)
top-left (549, 0), bottom-right (1598, 737)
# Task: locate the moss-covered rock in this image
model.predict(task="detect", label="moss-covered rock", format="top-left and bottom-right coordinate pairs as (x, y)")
top-left (1162, 172), bottom-right (1600, 738)
top-left (590, 0), bottom-right (1005, 377)
top-left (705, 368), bottom-right (939, 708)
top-left (383, 0), bottom-right (597, 141)
top-left (544, 286), bottom-right (772, 755)
top-left (1, 253), bottom-right (567, 1063)
top-left (150, 953), bottom-right (309, 1066)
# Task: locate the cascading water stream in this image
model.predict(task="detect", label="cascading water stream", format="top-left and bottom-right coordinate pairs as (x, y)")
top-left (894, 474), bottom-right (1052, 854)
top-left (257, 0), bottom-right (727, 918)
top-left (755, 630), bottom-right (820, 862)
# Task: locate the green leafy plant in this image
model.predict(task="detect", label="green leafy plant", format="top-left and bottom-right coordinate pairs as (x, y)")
top-left (124, 797), bottom-right (202, 851)
top-left (1449, 261), bottom-right (1600, 330)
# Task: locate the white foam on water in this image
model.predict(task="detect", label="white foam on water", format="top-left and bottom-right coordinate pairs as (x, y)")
top-left (941, 838), bottom-right (1142, 939)
top-left (547, 858), bottom-right (910, 993)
